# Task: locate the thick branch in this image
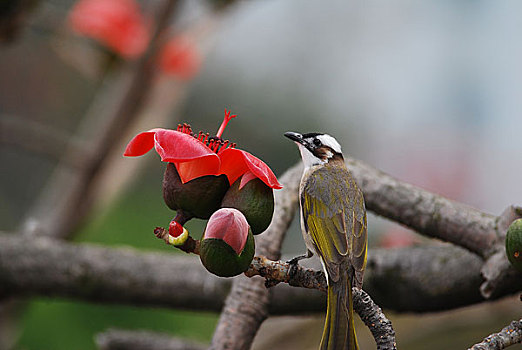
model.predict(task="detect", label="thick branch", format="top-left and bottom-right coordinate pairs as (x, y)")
top-left (210, 163), bottom-right (302, 350)
top-left (1, 234), bottom-right (520, 314)
top-left (96, 329), bottom-right (205, 350)
top-left (468, 319), bottom-right (522, 350)
top-left (346, 157), bottom-right (520, 258)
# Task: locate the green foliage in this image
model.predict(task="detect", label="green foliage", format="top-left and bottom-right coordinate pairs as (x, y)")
top-left (16, 300), bottom-right (217, 350)
top-left (16, 179), bottom-right (216, 350)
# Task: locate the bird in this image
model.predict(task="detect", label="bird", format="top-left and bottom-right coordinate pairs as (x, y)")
top-left (284, 131), bottom-right (367, 350)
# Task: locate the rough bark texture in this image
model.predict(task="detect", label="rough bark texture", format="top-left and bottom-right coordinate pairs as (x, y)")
top-left (468, 319), bottom-right (522, 350)
top-left (1, 234), bottom-right (521, 314)
top-left (209, 163), bottom-right (302, 350)
top-left (353, 288), bottom-right (396, 350)
top-left (96, 329), bottom-right (206, 350)
top-left (346, 157), bottom-right (511, 258)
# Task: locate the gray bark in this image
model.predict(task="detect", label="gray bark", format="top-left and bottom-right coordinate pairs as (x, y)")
top-left (96, 329), bottom-right (206, 350)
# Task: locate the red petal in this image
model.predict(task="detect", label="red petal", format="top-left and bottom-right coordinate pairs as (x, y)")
top-left (174, 157), bottom-right (221, 183)
top-left (239, 171), bottom-right (257, 190)
top-left (123, 130), bottom-right (156, 156)
top-left (218, 148), bottom-right (282, 189)
top-left (124, 128), bottom-right (221, 183)
top-left (153, 129), bottom-right (216, 162)
top-left (204, 208), bottom-right (249, 255)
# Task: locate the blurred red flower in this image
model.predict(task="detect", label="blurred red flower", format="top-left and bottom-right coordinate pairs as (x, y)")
top-left (69, 0), bottom-right (150, 58)
top-left (159, 36), bottom-right (201, 80)
top-left (124, 110), bottom-right (282, 189)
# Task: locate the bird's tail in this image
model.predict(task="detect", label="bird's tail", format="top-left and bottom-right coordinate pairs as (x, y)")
top-left (320, 273), bottom-right (358, 350)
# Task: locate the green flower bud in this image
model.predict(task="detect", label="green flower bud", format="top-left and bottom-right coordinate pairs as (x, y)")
top-left (505, 218), bottom-right (522, 272)
top-left (220, 174), bottom-right (274, 234)
top-left (163, 163), bottom-right (229, 219)
top-left (199, 208), bottom-right (255, 277)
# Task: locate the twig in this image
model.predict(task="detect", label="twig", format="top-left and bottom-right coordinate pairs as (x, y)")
top-left (353, 288), bottom-right (396, 350)
top-left (245, 257), bottom-right (396, 349)
top-left (468, 319), bottom-right (522, 350)
top-left (0, 114), bottom-right (87, 164)
top-left (96, 329), bottom-right (205, 350)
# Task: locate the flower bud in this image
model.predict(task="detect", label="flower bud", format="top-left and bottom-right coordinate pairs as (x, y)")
top-left (220, 173), bottom-right (274, 235)
top-left (506, 218), bottom-right (522, 272)
top-left (163, 163), bottom-right (229, 219)
top-left (199, 208), bottom-right (255, 277)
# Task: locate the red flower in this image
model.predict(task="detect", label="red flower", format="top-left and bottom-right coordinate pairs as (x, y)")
top-left (69, 0), bottom-right (150, 58)
top-left (124, 110), bottom-right (282, 190)
top-left (159, 36), bottom-right (201, 80)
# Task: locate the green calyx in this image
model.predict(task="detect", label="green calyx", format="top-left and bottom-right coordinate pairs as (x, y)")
top-left (506, 218), bottom-right (522, 272)
top-left (163, 163), bottom-right (229, 219)
top-left (199, 229), bottom-right (255, 277)
top-left (221, 177), bottom-right (274, 234)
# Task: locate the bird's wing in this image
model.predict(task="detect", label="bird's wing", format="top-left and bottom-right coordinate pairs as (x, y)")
top-left (301, 166), bottom-right (367, 286)
top-left (351, 188), bottom-right (367, 289)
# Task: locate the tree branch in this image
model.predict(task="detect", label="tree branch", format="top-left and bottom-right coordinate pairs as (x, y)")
top-left (345, 157), bottom-right (521, 259)
top-left (279, 159), bottom-right (522, 298)
top-left (96, 329), bottom-right (205, 350)
top-left (210, 163), bottom-right (302, 350)
top-left (1, 233), bottom-right (520, 314)
top-left (468, 319), bottom-right (522, 350)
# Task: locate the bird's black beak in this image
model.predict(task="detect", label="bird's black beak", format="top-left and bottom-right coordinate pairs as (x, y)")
top-left (284, 131), bottom-right (303, 144)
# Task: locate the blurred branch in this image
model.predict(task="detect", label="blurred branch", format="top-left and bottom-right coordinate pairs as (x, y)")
top-left (210, 163), bottom-right (302, 350)
top-left (20, 0), bottom-right (180, 239)
top-left (0, 114), bottom-right (87, 163)
top-left (345, 156), bottom-right (521, 259)
top-left (468, 319), bottom-right (522, 350)
top-left (96, 329), bottom-right (205, 350)
top-left (0, 0), bottom-right (40, 43)
top-left (0, 233), bottom-right (521, 313)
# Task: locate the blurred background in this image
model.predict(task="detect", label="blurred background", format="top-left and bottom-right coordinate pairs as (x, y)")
top-left (1, 0), bottom-right (521, 349)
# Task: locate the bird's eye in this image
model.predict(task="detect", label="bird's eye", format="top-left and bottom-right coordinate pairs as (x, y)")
top-left (313, 139), bottom-right (321, 147)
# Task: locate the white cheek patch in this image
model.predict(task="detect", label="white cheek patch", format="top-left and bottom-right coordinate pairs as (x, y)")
top-left (317, 134), bottom-right (342, 154)
top-left (297, 143), bottom-right (325, 169)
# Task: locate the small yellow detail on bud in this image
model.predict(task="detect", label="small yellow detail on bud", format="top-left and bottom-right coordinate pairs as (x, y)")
top-left (168, 226), bottom-right (189, 246)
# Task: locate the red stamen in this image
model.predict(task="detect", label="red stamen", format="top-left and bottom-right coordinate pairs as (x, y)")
top-left (204, 133), bottom-right (209, 143)
top-left (216, 108), bottom-right (237, 138)
top-left (213, 140), bottom-right (221, 152)
top-left (222, 140), bottom-right (229, 149)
